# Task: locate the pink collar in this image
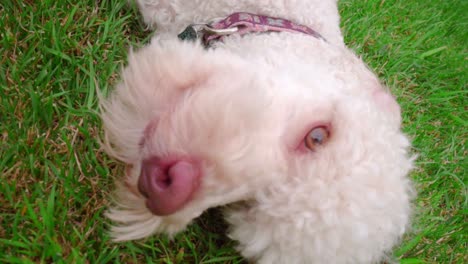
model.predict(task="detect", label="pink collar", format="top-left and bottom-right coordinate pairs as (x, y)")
top-left (178, 12), bottom-right (326, 46)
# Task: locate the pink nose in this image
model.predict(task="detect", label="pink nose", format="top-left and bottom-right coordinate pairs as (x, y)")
top-left (138, 158), bottom-right (201, 216)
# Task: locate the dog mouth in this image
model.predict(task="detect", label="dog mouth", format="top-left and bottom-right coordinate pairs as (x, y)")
top-left (137, 157), bottom-right (201, 216)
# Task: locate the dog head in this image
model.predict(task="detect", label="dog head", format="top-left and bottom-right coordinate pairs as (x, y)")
top-left (101, 38), bottom-right (286, 240)
top-left (100, 37), bottom-right (414, 255)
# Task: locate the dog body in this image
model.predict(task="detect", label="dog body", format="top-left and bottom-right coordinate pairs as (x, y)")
top-left (100, 1), bottom-right (415, 263)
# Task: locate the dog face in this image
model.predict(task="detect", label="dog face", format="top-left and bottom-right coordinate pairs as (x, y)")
top-left (100, 38), bottom-right (413, 246)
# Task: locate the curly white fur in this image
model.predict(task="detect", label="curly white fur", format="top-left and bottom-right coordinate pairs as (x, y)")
top-left (100, 1), bottom-right (415, 263)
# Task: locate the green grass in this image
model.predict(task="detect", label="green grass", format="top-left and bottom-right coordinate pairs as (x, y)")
top-left (0, 0), bottom-right (466, 263)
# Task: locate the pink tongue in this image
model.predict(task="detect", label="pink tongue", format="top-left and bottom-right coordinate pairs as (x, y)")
top-left (140, 160), bottom-right (200, 216)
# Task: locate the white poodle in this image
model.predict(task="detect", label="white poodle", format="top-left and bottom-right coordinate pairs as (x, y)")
top-left (100, 0), bottom-right (415, 263)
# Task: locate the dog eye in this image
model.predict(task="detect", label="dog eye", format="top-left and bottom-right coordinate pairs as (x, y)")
top-left (305, 126), bottom-right (330, 151)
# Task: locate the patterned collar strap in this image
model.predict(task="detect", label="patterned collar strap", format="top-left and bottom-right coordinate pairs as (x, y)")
top-left (178, 12), bottom-right (326, 46)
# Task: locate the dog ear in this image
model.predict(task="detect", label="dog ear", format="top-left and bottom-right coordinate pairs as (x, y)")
top-left (99, 39), bottom-right (214, 164)
top-left (100, 38), bottom-right (246, 164)
top-left (122, 39), bottom-right (214, 106)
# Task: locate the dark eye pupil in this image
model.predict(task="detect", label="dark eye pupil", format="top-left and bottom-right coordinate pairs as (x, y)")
top-left (305, 126), bottom-right (330, 151)
top-left (310, 129), bottom-right (324, 144)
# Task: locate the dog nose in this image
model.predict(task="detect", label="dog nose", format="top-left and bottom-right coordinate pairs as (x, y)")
top-left (138, 158), bottom-right (201, 216)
